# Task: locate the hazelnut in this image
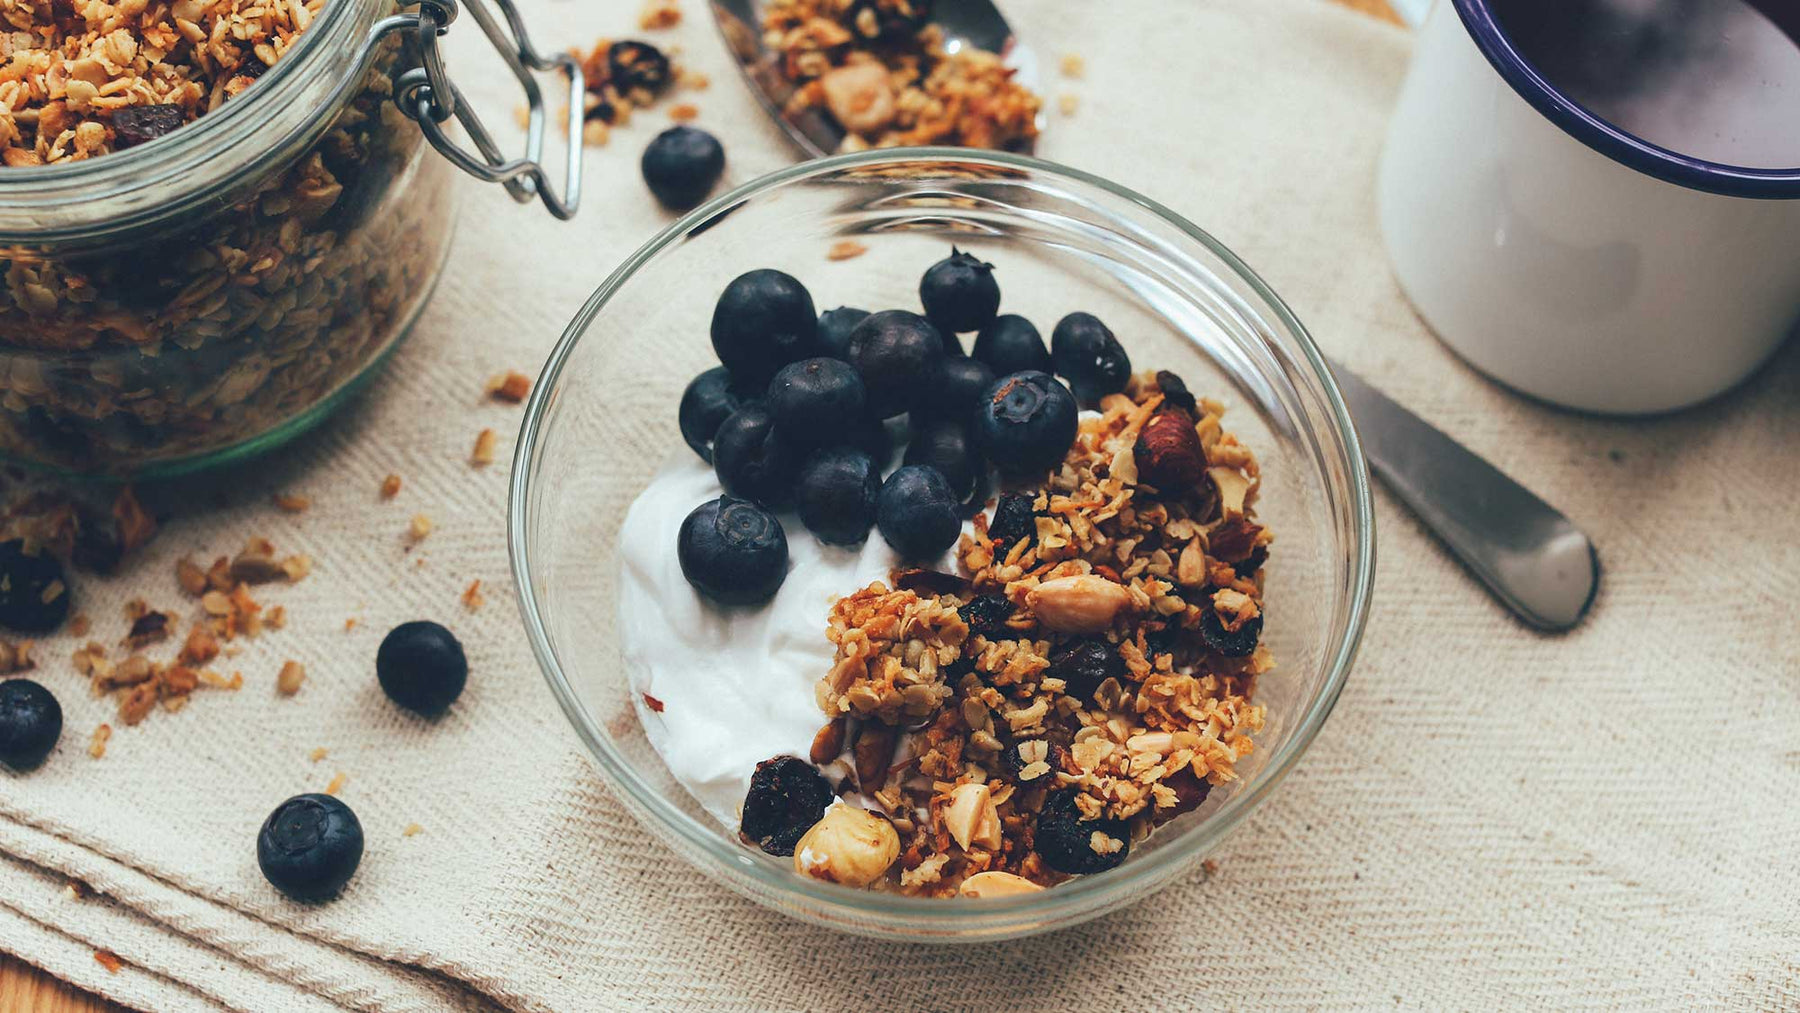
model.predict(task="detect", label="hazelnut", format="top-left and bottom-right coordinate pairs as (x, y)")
top-left (793, 804), bottom-right (899, 888)
top-left (1133, 408), bottom-right (1205, 490)
top-left (944, 782), bottom-right (1003, 851)
top-left (959, 871), bottom-right (1044, 898)
top-left (1026, 575), bottom-right (1133, 634)
top-left (819, 61), bottom-right (896, 134)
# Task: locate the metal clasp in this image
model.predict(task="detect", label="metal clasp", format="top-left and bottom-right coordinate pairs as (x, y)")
top-left (373, 0), bottom-right (584, 220)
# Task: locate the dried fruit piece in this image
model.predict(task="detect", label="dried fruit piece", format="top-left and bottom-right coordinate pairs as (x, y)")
top-left (986, 492), bottom-right (1036, 548)
top-left (740, 755), bottom-right (833, 857)
top-left (112, 104), bottom-right (185, 149)
top-left (956, 594), bottom-right (1015, 638)
top-left (793, 804), bottom-right (898, 887)
top-left (1199, 605), bottom-right (1262, 659)
top-left (1034, 788), bottom-right (1129, 875)
top-left (1044, 640), bottom-right (1123, 703)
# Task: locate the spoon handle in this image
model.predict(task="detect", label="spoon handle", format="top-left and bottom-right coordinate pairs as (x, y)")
top-left (1327, 359), bottom-right (1600, 631)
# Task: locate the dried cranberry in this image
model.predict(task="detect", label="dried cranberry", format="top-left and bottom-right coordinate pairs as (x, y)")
top-left (1155, 370), bottom-right (1198, 415)
top-left (1044, 640), bottom-right (1123, 703)
top-left (608, 41), bottom-right (672, 96)
top-left (1033, 788), bottom-right (1129, 875)
top-left (1232, 545), bottom-right (1268, 579)
top-left (740, 755), bottom-right (834, 857)
top-left (1199, 606), bottom-right (1262, 659)
top-left (234, 55), bottom-right (268, 80)
top-left (112, 105), bottom-right (186, 150)
top-left (957, 594), bottom-right (1015, 638)
top-left (986, 492), bottom-right (1036, 548)
top-left (1158, 768), bottom-right (1212, 820)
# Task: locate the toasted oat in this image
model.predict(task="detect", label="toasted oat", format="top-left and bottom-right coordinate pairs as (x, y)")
top-left (486, 371), bottom-right (533, 404)
top-left (273, 493), bottom-right (311, 513)
top-left (309, 747), bottom-right (328, 762)
top-left (0, 637), bottom-right (34, 674)
top-left (176, 558), bottom-right (209, 597)
top-left (402, 823), bottom-right (424, 837)
top-left (1057, 93), bottom-right (1079, 116)
top-left (69, 614), bottom-right (89, 638)
top-left (39, 579), bottom-right (65, 606)
top-left (93, 950), bottom-right (122, 974)
top-left (639, 0), bottom-right (681, 29)
top-left (276, 660), bottom-right (306, 696)
top-left (462, 579), bottom-right (485, 612)
top-left (407, 514), bottom-right (433, 543)
top-left (380, 474), bottom-right (403, 500)
top-left (827, 240), bottom-right (869, 261)
top-left (281, 555), bottom-right (311, 582)
top-left (471, 428), bottom-right (498, 467)
top-left (668, 102), bottom-right (700, 122)
top-left (679, 68), bottom-right (710, 90)
top-left (1060, 53), bottom-right (1085, 78)
top-left (87, 724), bottom-right (111, 759)
top-left (325, 771), bottom-right (348, 795)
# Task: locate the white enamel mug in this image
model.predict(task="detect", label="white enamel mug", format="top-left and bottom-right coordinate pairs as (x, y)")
top-left (1378, 1), bottom-right (1800, 414)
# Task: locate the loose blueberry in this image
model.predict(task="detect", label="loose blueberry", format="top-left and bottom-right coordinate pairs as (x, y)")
top-left (376, 620), bottom-right (468, 715)
top-left (0, 539), bottom-right (71, 633)
top-left (846, 0), bottom-right (932, 39)
top-left (795, 447), bottom-right (881, 546)
top-left (767, 357), bottom-right (867, 441)
top-left (903, 419), bottom-right (981, 500)
top-left (641, 125), bottom-right (726, 210)
top-left (1035, 787), bottom-right (1130, 875)
top-left (972, 314), bottom-right (1050, 375)
top-left (876, 464), bottom-right (960, 559)
top-left (986, 492), bottom-right (1037, 548)
top-left (608, 40), bottom-right (673, 96)
top-left (678, 366), bottom-right (750, 463)
top-left (712, 403), bottom-right (806, 507)
top-left (816, 306), bottom-right (871, 360)
top-left (973, 371), bottom-right (1078, 474)
top-left (1045, 640), bottom-right (1124, 703)
top-left (957, 594), bottom-right (1016, 638)
top-left (711, 269), bottom-right (819, 387)
top-left (1051, 312), bottom-right (1132, 402)
top-left (741, 755), bottom-right (835, 856)
top-left (257, 793), bottom-right (364, 901)
top-left (0, 679), bottom-right (61, 769)
top-left (678, 496), bottom-right (789, 605)
top-left (844, 310), bottom-right (946, 419)
top-left (1199, 606), bottom-right (1263, 659)
top-left (919, 247), bottom-right (1000, 334)
top-left (917, 356), bottom-right (994, 422)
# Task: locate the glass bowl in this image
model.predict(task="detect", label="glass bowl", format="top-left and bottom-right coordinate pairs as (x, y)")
top-left (509, 149), bottom-right (1375, 941)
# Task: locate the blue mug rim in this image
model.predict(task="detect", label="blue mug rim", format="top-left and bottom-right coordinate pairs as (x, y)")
top-left (1453, 0), bottom-right (1800, 200)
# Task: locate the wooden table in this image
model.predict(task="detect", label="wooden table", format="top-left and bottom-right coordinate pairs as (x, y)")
top-left (0, 0), bottom-right (1399, 1008)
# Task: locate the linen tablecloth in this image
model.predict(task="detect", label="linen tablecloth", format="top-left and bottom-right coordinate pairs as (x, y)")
top-left (1, 0), bottom-right (1796, 1009)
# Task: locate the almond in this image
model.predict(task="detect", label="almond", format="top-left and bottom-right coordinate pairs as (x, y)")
top-left (1027, 575), bottom-right (1133, 634)
top-left (959, 870), bottom-right (1044, 898)
top-left (1208, 466), bottom-right (1251, 519)
top-left (944, 782), bottom-right (1003, 851)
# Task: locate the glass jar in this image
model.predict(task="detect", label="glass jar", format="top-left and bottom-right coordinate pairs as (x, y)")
top-left (0, 0), bottom-right (581, 476)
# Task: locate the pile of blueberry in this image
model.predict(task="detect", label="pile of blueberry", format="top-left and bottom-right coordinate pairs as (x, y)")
top-left (676, 247), bottom-right (1134, 607)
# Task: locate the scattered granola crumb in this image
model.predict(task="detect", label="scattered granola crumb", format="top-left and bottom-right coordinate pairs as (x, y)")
top-left (63, 881), bottom-right (89, 901)
top-left (0, 637), bottom-right (35, 674)
top-left (639, 0), bottom-right (681, 29)
top-left (325, 771), bottom-right (348, 795)
top-left (487, 371), bottom-right (533, 404)
top-left (581, 119), bottom-right (612, 146)
top-left (124, 610), bottom-right (173, 648)
top-left (471, 428), bottom-right (498, 467)
top-left (266, 605), bottom-right (287, 630)
top-left (309, 747), bottom-right (328, 763)
top-left (402, 823), bottom-right (424, 838)
top-left (276, 660), bottom-right (306, 696)
top-left (39, 579), bottom-right (65, 605)
top-left (1057, 93), bottom-right (1079, 116)
top-left (642, 692), bottom-right (665, 713)
top-left (462, 579), bottom-right (485, 612)
top-left (113, 487), bottom-right (157, 555)
top-left (273, 493), bottom-right (311, 514)
top-left (176, 558), bottom-right (209, 597)
top-left (88, 724), bottom-right (111, 759)
top-left (679, 68), bottom-right (710, 90)
top-left (827, 240), bottom-right (869, 262)
top-left (1060, 53), bottom-right (1085, 78)
top-left (380, 474), bottom-right (403, 500)
top-left (668, 102), bottom-right (699, 122)
top-left (407, 514), bottom-right (433, 544)
top-left (344, 618), bottom-right (358, 632)
top-left (93, 950), bottom-right (122, 974)
top-left (69, 614), bottom-right (89, 637)
top-left (1202, 858), bottom-right (1220, 875)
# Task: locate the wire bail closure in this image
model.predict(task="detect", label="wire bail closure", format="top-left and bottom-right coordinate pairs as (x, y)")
top-left (376, 0), bottom-right (585, 220)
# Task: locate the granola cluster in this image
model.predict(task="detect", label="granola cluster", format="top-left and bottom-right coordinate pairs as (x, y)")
top-left (805, 372), bottom-right (1272, 896)
top-left (760, 0), bottom-right (1041, 151)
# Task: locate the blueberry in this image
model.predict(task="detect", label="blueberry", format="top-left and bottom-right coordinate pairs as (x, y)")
top-left (641, 125), bottom-right (725, 210)
top-left (767, 357), bottom-right (866, 440)
top-left (972, 314), bottom-right (1050, 375)
top-left (257, 793), bottom-right (364, 901)
top-left (795, 447), bottom-right (880, 546)
top-left (1034, 787), bottom-right (1130, 875)
top-left (903, 419), bottom-right (981, 500)
top-left (848, 416), bottom-right (896, 468)
top-left (844, 310), bottom-right (945, 419)
top-left (741, 755), bottom-right (834, 856)
top-left (0, 679), bottom-right (61, 769)
top-left (1051, 312), bottom-right (1131, 402)
top-left (986, 492), bottom-right (1037, 548)
top-left (1199, 606), bottom-right (1262, 659)
top-left (816, 306), bottom-right (870, 360)
top-left (711, 269), bottom-right (819, 387)
top-left (678, 366), bottom-right (750, 463)
top-left (919, 247), bottom-right (1000, 334)
top-left (376, 621), bottom-right (468, 715)
top-left (957, 594), bottom-right (1015, 638)
top-left (846, 0), bottom-right (932, 39)
top-left (876, 464), bottom-right (960, 559)
top-left (973, 371), bottom-right (1078, 474)
top-left (678, 496), bottom-right (788, 604)
top-left (1045, 640), bottom-right (1124, 703)
top-left (712, 403), bottom-right (805, 507)
top-left (0, 539), bottom-right (70, 633)
top-left (607, 40), bottom-right (673, 96)
top-left (917, 356), bottom-right (994, 422)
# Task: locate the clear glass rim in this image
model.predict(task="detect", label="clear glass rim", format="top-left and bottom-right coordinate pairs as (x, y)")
top-left (508, 147), bottom-right (1377, 926)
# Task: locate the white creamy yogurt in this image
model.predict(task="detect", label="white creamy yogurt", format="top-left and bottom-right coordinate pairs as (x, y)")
top-left (617, 455), bottom-right (959, 828)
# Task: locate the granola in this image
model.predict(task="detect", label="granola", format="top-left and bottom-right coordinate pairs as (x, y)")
top-left (760, 0), bottom-right (1041, 151)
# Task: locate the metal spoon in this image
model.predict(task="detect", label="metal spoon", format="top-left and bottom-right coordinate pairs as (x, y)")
top-left (711, 0), bottom-right (1040, 158)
